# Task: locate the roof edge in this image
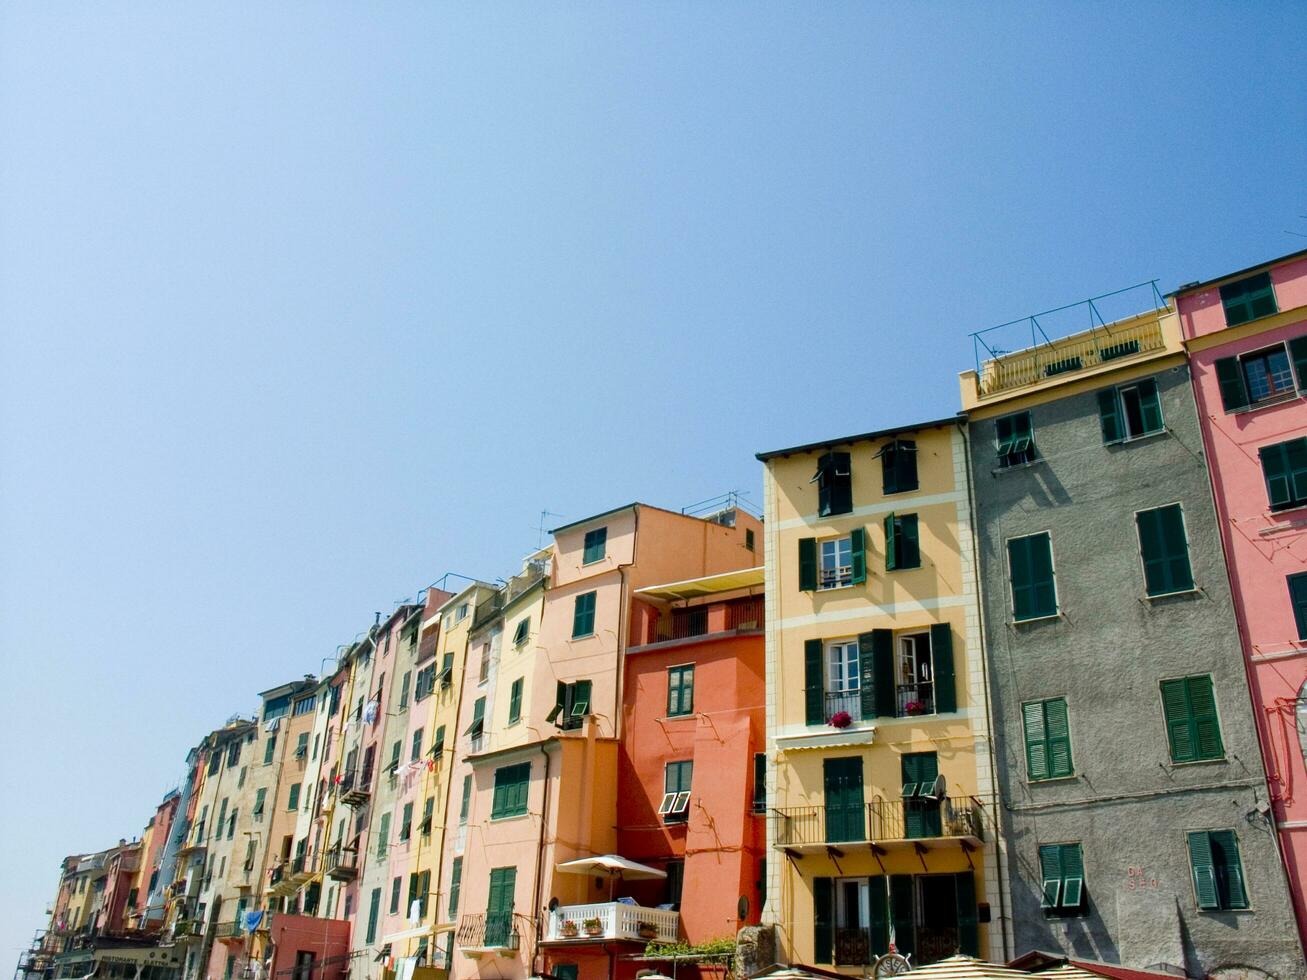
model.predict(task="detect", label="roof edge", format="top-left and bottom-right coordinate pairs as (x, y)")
top-left (756, 414), bottom-right (963, 461)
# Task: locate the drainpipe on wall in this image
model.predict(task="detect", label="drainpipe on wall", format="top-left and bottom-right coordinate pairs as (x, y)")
top-left (958, 418), bottom-right (1011, 962)
top-left (530, 741), bottom-right (554, 977)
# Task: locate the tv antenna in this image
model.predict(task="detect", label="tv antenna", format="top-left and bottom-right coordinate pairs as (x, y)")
top-left (534, 510), bottom-right (564, 549)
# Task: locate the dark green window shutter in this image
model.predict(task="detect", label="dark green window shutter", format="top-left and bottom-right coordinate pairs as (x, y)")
top-left (882, 439), bottom-right (918, 494)
top-left (1097, 389), bottom-right (1123, 443)
top-left (1039, 845), bottom-right (1062, 908)
top-left (884, 513), bottom-right (897, 570)
top-left (889, 875), bottom-right (915, 961)
top-left (817, 452), bottom-right (852, 516)
top-left (1137, 505), bottom-right (1194, 596)
top-left (1215, 356), bottom-right (1249, 412)
top-left (1161, 678), bottom-right (1195, 761)
top-left (1009, 533), bottom-right (1057, 620)
top-left (1210, 830), bottom-right (1248, 909)
top-left (812, 877), bottom-right (833, 963)
top-left (901, 753), bottom-right (940, 839)
top-left (572, 592), bottom-right (596, 637)
top-left (485, 867), bottom-right (517, 947)
top-left (955, 871), bottom-right (978, 955)
top-left (1137, 378), bottom-right (1163, 433)
top-left (1187, 675), bottom-right (1224, 760)
top-left (868, 877), bottom-right (889, 956)
top-left (930, 623), bottom-right (956, 713)
top-left (858, 632), bottom-right (877, 719)
top-left (582, 527), bottom-right (607, 564)
top-left (366, 887), bottom-right (381, 944)
top-left (1260, 442), bottom-right (1293, 509)
top-left (1045, 699), bottom-right (1073, 778)
top-left (508, 678), bottom-right (523, 724)
top-left (850, 527), bottom-right (867, 584)
top-left (873, 629), bottom-right (896, 718)
top-left (1024, 701), bottom-right (1050, 781)
top-left (1289, 574), bottom-right (1307, 641)
top-left (1290, 335), bottom-right (1307, 392)
top-left (798, 538), bottom-right (818, 592)
top-left (804, 639), bottom-right (824, 726)
top-left (899, 515), bottom-right (920, 569)
top-left (1188, 832), bottom-right (1220, 910)
top-left (1220, 272), bottom-right (1277, 326)
top-left (822, 756), bottom-right (865, 843)
top-left (448, 857), bottom-right (462, 918)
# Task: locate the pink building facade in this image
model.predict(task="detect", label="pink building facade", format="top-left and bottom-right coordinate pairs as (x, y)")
top-left (1174, 248), bottom-right (1307, 943)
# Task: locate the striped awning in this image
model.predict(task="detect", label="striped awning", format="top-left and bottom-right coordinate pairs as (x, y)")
top-left (636, 566), bottom-right (764, 601)
top-left (905, 956), bottom-right (1033, 978)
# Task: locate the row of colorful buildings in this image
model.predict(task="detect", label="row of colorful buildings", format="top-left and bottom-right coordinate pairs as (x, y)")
top-left (19, 247), bottom-right (1307, 980)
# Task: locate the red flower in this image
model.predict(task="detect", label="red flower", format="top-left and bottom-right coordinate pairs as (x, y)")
top-left (829, 711), bottom-right (853, 729)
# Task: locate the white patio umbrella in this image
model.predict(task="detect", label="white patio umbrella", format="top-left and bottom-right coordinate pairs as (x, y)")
top-left (555, 854), bottom-right (667, 899)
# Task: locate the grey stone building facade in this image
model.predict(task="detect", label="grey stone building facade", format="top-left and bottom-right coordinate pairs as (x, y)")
top-left (960, 305), bottom-right (1305, 978)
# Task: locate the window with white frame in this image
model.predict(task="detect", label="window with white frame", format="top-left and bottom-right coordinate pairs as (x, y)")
top-left (826, 640), bottom-right (860, 719)
top-left (897, 633), bottom-right (934, 716)
top-left (820, 537), bottom-right (854, 590)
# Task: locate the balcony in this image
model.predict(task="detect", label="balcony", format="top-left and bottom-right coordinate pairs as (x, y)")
top-left (772, 796), bottom-right (988, 855)
top-left (338, 771), bottom-right (370, 807)
top-left (324, 846), bottom-right (358, 882)
top-left (455, 913), bottom-right (520, 956)
top-left (544, 903), bottom-right (679, 945)
top-left (633, 594), bottom-right (765, 650)
top-left (216, 920), bottom-right (243, 944)
top-left (173, 919), bottom-right (203, 940)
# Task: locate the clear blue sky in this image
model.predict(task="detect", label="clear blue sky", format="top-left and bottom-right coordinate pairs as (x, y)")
top-left (2, 0), bottom-right (1304, 961)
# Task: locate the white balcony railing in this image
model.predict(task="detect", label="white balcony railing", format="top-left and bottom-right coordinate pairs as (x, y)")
top-left (546, 902), bottom-right (679, 943)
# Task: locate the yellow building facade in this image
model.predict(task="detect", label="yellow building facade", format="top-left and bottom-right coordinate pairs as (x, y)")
top-left (759, 420), bottom-right (1008, 970)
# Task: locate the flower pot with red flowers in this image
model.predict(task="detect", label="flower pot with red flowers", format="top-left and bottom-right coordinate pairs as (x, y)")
top-left (559, 920), bottom-right (579, 938)
top-left (583, 918), bottom-right (603, 937)
top-left (829, 711), bottom-right (853, 729)
top-left (904, 701), bottom-right (927, 716)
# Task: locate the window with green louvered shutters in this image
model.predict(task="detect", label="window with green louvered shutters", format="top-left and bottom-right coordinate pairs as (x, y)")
top-left (849, 527), bottom-right (867, 584)
top-left (1214, 356), bottom-right (1250, 412)
top-left (1038, 843), bottom-right (1085, 912)
top-left (485, 867), bottom-right (516, 947)
top-left (881, 439), bottom-right (918, 494)
top-left (1289, 574), bottom-right (1307, 641)
top-left (954, 871), bottom-right (979, 953)
top-left (868, 877), bottom-right (889, 956)
top-left (1023, 698), bottom-right (1073, 781)
top-left (995, 411), bottom-right (1036, 467)
top-left (858, 629), bottom-right (896, 719)
top-left (1008, 533), bottom-right (1057, 621)
top-left (1136, 505), bottom-right (1194, 596)
top-left (572, 592), bottom-right (597, 638)
top-left (798, 538), bottom-right (818, 592)
top-left (885, 514), bottom-right (920, 571)
top-left (447, 857), bottom-right (462, 918)
top-left (804, 639), bottom-right (825, 726)
top-left (1161, 675), bottom-right (1224, 763)
top-left (508, 678), bottom-right (523, 724)
top-left (1098, 388), bottom-right (1124, 443)
top-left (1260, 438), bottom-right (1307, 511)
top-left (491, 763), bottom-right (530, 818)
top-left (901, 752), bottom-right (941, 838)
top-left (822, 757), bottom-right (864, 843)
top-left (1220, 272), bottom-right (1278, 326)
top-left (812, 877), bottom-right (833, 963)
top-left (930, 623), bottom-right (956, 713)
top-left (1209, 830), bottom-right (1249, 909)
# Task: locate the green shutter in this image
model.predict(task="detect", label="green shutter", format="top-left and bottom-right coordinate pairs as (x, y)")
top-left (884, 513), bottom-right (897, 571)
top-left (376, 812), bottom-right (390, 857)
top-left (1289, 574), bottom-right (1307, 641)
top-left (1039, 845), bottom-right (1062, 908)
top-left (955, 871), bottom-right (978, 955)
top-left (899, 514), bottom-right (920, 569)
top-left (823, 757), bottom-right (865, 843)
top-left (1045, 699), bottom-right (1073, 777)
top-left (889, 875), bottom-right (915, 960)
top-left (1009, 533), bottom-right (1056, 620)
top-left (366, 887), bottom-right (381, 944)
top-left (1187, 675), bottom-right (1224, 760)
top-left (858, 632), bottom-right (877, 719)
top-left (873, 629), bottom-right (896, 718)
top-left (509, 678), bottom-right (523, 723)
top-left (1060, 843), bottom-right (1085, 908)
top-left (1098, 389), bottom-right (1123, 443)
top-left (1137, 378), bottom-right (1163, 433)
top-left (1023, 702), bottom-right (1049, 781)
top-left (930, 623), bottom-right (956, 714)
top-left (485, 867), bottom-right (517, 947)
top-left (447, 858), bottom-right (462, 918)
top-left (850, 527), bottom-right (866, 584)
top-left (1188, 832), bottom-right (1220, 910)
top-left (804, 639), bottom-right (824, 726)
top-left (1161, 678), bottom-right (1196, 761)
top-left (1221, 272), bottom-right (1277, 326)
top-left (798, 538), bottom-right (817, 592)
top-left (812, 877), bottom-right (833, 963)
top-left (1289, 336), bottom-right (1307, 392)
top-left (1262, 443), bottom-right (1294, 509)
top-left (901, 753), bottom-right (940, 838)
top-left (1138, 505), bottom-right (1193, 596)
top-left (868, 877), bottom-right (889, 956)
top-left (1215, 357), bottom-right (1249, 412)
top-left (1210, 830), bottom-right (1248, 909)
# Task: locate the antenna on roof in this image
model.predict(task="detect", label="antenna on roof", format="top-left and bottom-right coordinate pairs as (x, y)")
top-left (535, 510), bottom-right (565, 549)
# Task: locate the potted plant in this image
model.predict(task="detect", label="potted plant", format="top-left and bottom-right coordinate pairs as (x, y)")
top-left (636, 921), bottom-right (658, 940)
top-left (559, 919), bottom-right (579, 938)
top-left (829, 710), bottom-right (853, 729)
top-left (904, 700), bottom-right (926, 716)
top-left (583, 917), bottom-right (603, 937)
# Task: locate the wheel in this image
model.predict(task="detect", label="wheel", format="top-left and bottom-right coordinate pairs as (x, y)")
top-left (872, 953), bottom-right (912, 976)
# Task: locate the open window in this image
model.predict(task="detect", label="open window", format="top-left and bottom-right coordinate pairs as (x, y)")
top-left (1039, 842), bottom-right (1086, 914)
top-left (995, 411), bottom-right (1036, 468)
top-left (813, 451), bottom-right (853, 517)
top-left (549, 680), bottom-right (592, 731)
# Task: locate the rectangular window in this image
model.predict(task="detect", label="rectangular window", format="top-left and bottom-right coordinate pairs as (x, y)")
top-left (884, 513), bottom-right (920, 570)
top-left (365, 888), bottom-right (381, 944)
top-left (432, 725), bottom-right (446, 758)
top-left (1289, 573), bottom-right (1307, 641)
top-left (414, 665), bottom-right (435, 702)
top-left (752, 752), bottom-right (767, 813)
top-left (1161, 675), bottom-right (1224, 763)
top-left (819, 536), bottom-right (854, 590)
top-left (995, 411), bottom-right (1036, 467)
top-left (1039, 843), bottom-right (1086, 913)
top-left (287, 784), bottom-right (301, 811)
top-left (815, 451), bottom-right (853, 517)
top-left (399, 671), bottom-right (411, 709)
top-left (376, 812), bottom-right (390, 858)
top-left (1022, 698), bottom-right (1073, 781)
top-left (421, 796), bottom-right (434, 835)
top-left (465, 697), bottom-right (486, 741)
top-left (549, 679), bottom-right (592, 731)
top-left (459, 775), bottom-right (472, 824)
top-left (896, 631), bottom-right (936, 717)
top-left (1099, 378), bottom-right (1164, 443)
top-left (447, 857), bottom-right (463, 919)
top-left (399, 802), bottom-right (413, 840)
top-left (485, 868), bottom-right (516, 946)
top-left (881, 439), bottom-right (918, 494)
top-left (667, 664), bottom-right (695, 716)
top-left (389, 877), bottom-right (402, 915)
top-left (1259, 438), bottom-right (1307, 511)
top-left (583, 527), bottom-right (608, 564)
top-left (659, 761), bottom-right (693, 821)
top-left (407, 728), bottom-right (422, 762)
top-left (389, 740), bottom-right (402, 772)
top-left (227, 742), bottom-right (241, 768)
top-left (1220, 271), bottom-right (1277, 327)
top-left (825, 640), bottom-right (860, 722)
top-left (253, 788), bottom-right (267, 819)
top-left (512, 617), bottom-right (530, 647)
top-left (508, 678), bottom-right (523, 724)
top-left (292, 696), bottom-right (316, 716)
top-left (664, 860), bottom-right (684, 908)
top-left (295, 732), bottom-right (309, 758)
top-left (491, 762), bottom-right (531, 819)
top-left (1242, 344), bottom-right (1297, 404)
top-left (572, 591), bottom-right (597, 637)
top-left (1007, 532), bottom-right (1058, 621)
top-left (1137, 504), bottom-right (1195, 597)
top-left (263, 735), bottom-right (276, 765)
top-left (1188, 830), bottom-right (1249, 910)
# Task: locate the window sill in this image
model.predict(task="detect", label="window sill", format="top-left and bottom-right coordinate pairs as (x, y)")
top-left (581, 558), bottom-right (605, 567)
top-left (1106, 428), bottom-right (1168, 447)
top-left (572, 632), bottom-right (596, 640)
top-left (886, 565), bottom-right (922, 573)
top-left (1269, 502), bottom-right (1307, 518)
top-left (991, 458), bottom-right (1043, 476)
top-left (662, 713), bottom-right (695, 722)
top-left (815, 582), bottom-right (857, 593)
top-left (1230, 391), bottom-right (1303, 417)
top-left (1144, 587), bottom-right (1201, 602)
top-left (1010, 612), bottom-right (1061, 626)
top-left (1028, 774), bottom-right (1078, 786)
top-left (490, 812), bottom-right (529, 823)
top-left (1167, 756), bottom-right (1227, 768)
